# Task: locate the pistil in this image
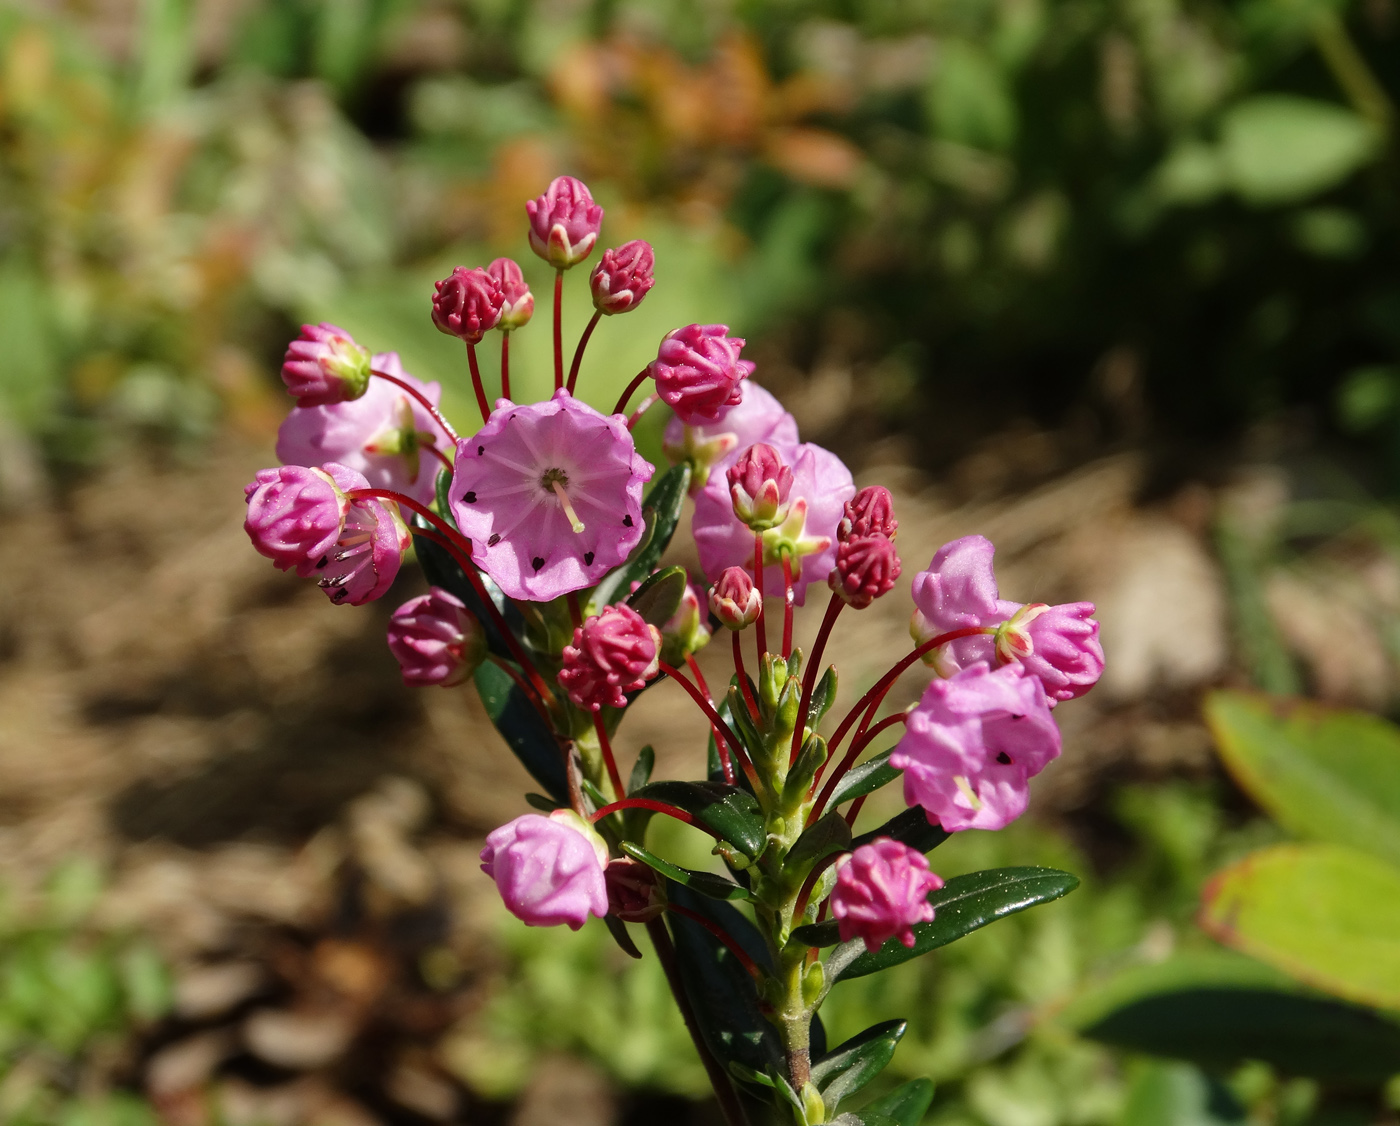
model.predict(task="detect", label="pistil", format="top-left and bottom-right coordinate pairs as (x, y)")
top-left (550, 479), bottom-right (586, 533)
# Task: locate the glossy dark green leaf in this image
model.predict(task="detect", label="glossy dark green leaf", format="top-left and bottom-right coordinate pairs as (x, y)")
top-left (811, 1019), bottom-right (906, 1110)
top-left (524, 792), bottom-right (559, 812)
top-left (858, 1078), bottom-right (935, 1126)
top-left (473, 662), bottom-right (568, 803)
top-left (433, 467), bottom-right (455, 525)
top-left (603, 914), bottom-right (642, 959)
top-left (628, 745), bottom-right (655, 794)
top-left (788, 811), bottom-right (852, 871)
top-left (824, 867), bottom-right (1079, 979)
top-left (627, 564), bottom-right (688, 627)
top-left (838, 1114), bottom-right (897, 1126)
top-left (830, 749), bottom-right (901, 808)
top-left (808, 667), bottom-right (838, 726)
top-left (620, 842), bottom-right (752, 900)
top-left (631, 780), bottom-right (766, 859)
top-left (852, 806), bottom-right (950, 854)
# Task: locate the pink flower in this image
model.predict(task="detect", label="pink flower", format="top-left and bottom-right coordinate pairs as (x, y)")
top-left (432, 266), bottom-right (505, 344)
top-left (891, 663), bottom-right (1060, 832)
top-left (830, 839), bottom-right (944, 952)
top-left (276, 353), bottom-right (446, 508)
top-left (710, 567), bottom-right (762, 630)
top-left (840, 486), bottom-right (898, 541)
top-left (558, 604), bottom-right (661, 711)
top-left (488, 257), bottom-right (534, 330)
top-left (727, 443), bottom-right (794, 531)
top-left (448, 389), bottom-right (653, 602)
top-left (910, 535), bottom-right (1105, 701)
top-left (829, 534), bottom-right (902, 609)
top-left (315, 494), bottom-right (409, 606)
top-left (591, 240), bottom-right (655, 315)
top-left (526, 176), bottom-right (604, 269)
top-left (650, 324), bottom-right (754, 425)
top-left (693, 442), bottom-right (854, 606)
top-left (244, 463), bottom-right (356, 575)
top-left (280, 323), bottom-right (371, 407)
top-left (605, 857), bottom-right (666, 922)
top-left (662, 380), bottom-right (799, 491)
top-left (387, 587), bottom-right (486, 687)
top-left (481, 810), bottom-right (610, 929)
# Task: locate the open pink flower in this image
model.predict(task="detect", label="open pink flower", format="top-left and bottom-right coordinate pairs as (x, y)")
top-left (276, 353), bottom-right (446, 508)
top-left (387, 588), bottom-right (485, 686)
top-left (526, 176), bottom-right (604, 269)
top-left (692, 442), bottom-right (854, 605)
top-left (244, 463), bottom-right (357, 575)
top-left (280, 323), bottom-right (371, 407)
top-left (315, 494), bottom-right (409, 606)
top-left (558, 604), bottom-right (661, 711)
top-left (662, 380), bottom-right (799, 490)
top-left (448, 389), bottom-right (653, 602)
top-left (831, 839), bottom-right (944, 952)
top-left (650, 324), bottom-right (754, 424)
top-left (489, 257), bottom-right (534, 330)
top-left (481, 810), bottom-right (610, 929)
top-left (891, 662), bottom-right (1060, 832)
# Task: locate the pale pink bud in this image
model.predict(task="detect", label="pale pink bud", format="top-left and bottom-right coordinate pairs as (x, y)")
top-left (839, 486), bottom-right (898, 542)
top-left (244, 463), bottom-right (359, 576)
top-left (605, 857), bottom-right (667, 922)
top-left (488, 257), bottom-right (534, 330)
top-left (280, 323), bottom-right (372, 407)
top-left (526, 176), bottom-right (604, 269)
top-left (830, 839), bottom-right (944, 953)
top-left (432, 266), bottom-right (505, 344)
top-left (591, 240), bottom-right (655, 315)
top-left (481, 810), bottom-right (610, 929)
top-left (649, 324), bottom-right (755, 424)
top-left (709, 567), bottom-right (762, 630)
top-left (659, 581), bottom-right (711, 665)
top-left (558, 604), bottom-right (661, 712)
top-left (829, 534), bottom-right (902, 609)
top-left (387, 587), bottom-right (486, 687)
top-left (727, 443), bottom-right (794, 531)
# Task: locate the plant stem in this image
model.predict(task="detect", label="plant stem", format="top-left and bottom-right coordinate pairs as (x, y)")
top-left (593, 710), bottom-right (626, 800)
top-left (781, 554), bottom-right (795, 661)
top-left (465, 341), bottom-right (491, 423)
top-left (590, 797), bottom-right (714, 830)
top-left (658, 662), bottom-right (759, 788)
top-left (627, 393), bottom-right (658, 430)
top-left (553, 268), bottom-right (564, 391)
top-left (371, 368), bottom-right (460, 444)
top-left (567, 309), bottom-right (601, 394)
top-left (733, 631), bottom-right (759, 718)
top-left (500, 331), bottom-right (511, 400)
top-left (666, 906), bottom-right (761, 979)
top-left (612, 367), bottom-right (651, 415)
top-left (753, 535), bottom-right (767, 664)
top-left (790, 593), bottom-right (842, 767)
top-left (689, 655), bottom-right (734, 785)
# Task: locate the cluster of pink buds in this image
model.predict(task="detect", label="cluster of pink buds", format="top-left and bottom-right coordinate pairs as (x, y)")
top-left (238, 171), bottom-right (1104, 1125)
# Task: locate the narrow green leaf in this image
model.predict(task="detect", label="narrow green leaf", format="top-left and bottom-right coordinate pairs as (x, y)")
top-left (621, 842), bottom-right (752, 900)
top-left (830, 749), bottom-right (901, 808)
top-left (627, 564), bottom-right (688, 627)
top-left (808, 667), bottom-right (838, 726)
top-left (858, 1078), bottom-right (935, 1126)
top-left (788, 811), bottom-right (852, 871)
top-left (826, 867), bottom-right (1079, 980)
top-left (474, 662), bottom-right (568, 803)
top-left (811, 1020), bottom-right (906, 1111)
top-left (629, 745), bottom-right (655, 794)
top-left (630, 780), bottom-right (766, 859)
top-left (852, 806), bottom-right (949, 854)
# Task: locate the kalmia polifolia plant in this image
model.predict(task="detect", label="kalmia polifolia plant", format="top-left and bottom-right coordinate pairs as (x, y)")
top-left (243, 175), bottom-right (1106, 1125)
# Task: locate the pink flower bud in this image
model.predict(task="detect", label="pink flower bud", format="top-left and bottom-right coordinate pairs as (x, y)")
top-left (995, 602), bottom-right (1105, 703)
top-left (280, 323), bottom-right (372, 407)
top-left (727, 443), bottom-right (794, 531)
top-left (829, 534), bottom-right (902, 609)
top-left (605, 857), bottom-right (667, 922)
top-left (558, 604), bottom-right (662, 711)
top-left (432, 266), bottom-right (505, 344)
top-left (481, 810), bottom-right (610, 930)
top-left (387, 587), bottom-right (486, 687)
top-left (526, 176), bottom-right (604, 269)
top-left (649, 324), bottom-right (755, 425)
top-left (709, 567), bottom-right (762, 630)
top-left (831, 839), bottom-right (944, 953)
top-left (590, 240), bottom-right (655, 315)
top-left (244, 463), bottom-right (360, 576)
top-left (488, 257), bottom-right (534, 330)
top-left (839, 486), bottom-right (898, 542)
top-left (315, 495), bottom-right (409, 606)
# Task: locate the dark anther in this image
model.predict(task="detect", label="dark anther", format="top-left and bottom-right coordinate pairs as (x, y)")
top-left (532, 556), bottom-right (545, 571)
top-left (315, 555), bottom-right (329, 570)
top-left (623, 514), bottom-right (633, 527)
top-left (584, 552), bottom-right (594, 565)
top-left (464, 491), bottom-right (476, 503)
top-left (996, 752), bottom-right (1012, 765)
top-left (488, 534), bottom-right (501, 546)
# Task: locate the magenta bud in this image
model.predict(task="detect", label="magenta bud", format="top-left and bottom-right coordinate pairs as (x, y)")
top-left (830, 839), bottom-right (944, 953)
top-left (244, 463), bottom-right (359, 576)
top-left (829, 534), bottom-right (902, 609)
top-left (649, 323), bottom-right (755, 425)
top-left (481, 810), bottom-right (609, 930)
top-left (839, 486), bottom-right (898, 542)
top-left (727, 443), bottom-right (794, 531)
top-left (432, 266), bottom-right (505, 344)
top-left (590, 240), bottom-right (655, 315)
top-left (387, 587), bottom-right (486, 687)
top-left (526, 176), bottom-right (604, 269)
top-left (709, 567), bottom-right (762, 630)
top-left (558, 603), bottom-right (662, 712)
top-left (488, 257), bottom-right (534, 330)
top-left (280, 323), bottom-right (372, 407)
top-left (605, 857), bottom-right (667, 923)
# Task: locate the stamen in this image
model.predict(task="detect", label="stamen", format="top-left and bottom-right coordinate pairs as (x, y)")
top-left (551, 479), bottom-right (586, 534)
top-left (954, 775), bottom-right (983, 810)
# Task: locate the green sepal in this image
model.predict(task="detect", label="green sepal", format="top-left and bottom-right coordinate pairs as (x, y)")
top-left (433, 467), bottom-right (456, 524)
top-left (808, 666), bottom-right (838, 726)
top-left (579, 777), bottom-right (610, 814)
top-left (629, 745), bottom-right (655, 794)
top-left (852, 806), bottom-right (950, 854)
top-left (811, 1020), bottom-right (906, 1112)
top-left (858, 1079), bottom-right (935, 1126)
top-left (782, 734), bottom-right (829, 810)
top-left (589, 463), bottom-right (690, 611)
top-left (829, 748), bottom-right (901, 808)
top-left (620, 841), bottom-right (752, 901)
top-left (787, 810), bottom-right (852, 873)
top-left (627, 564), bottom-right (688, 627)
top-left (728, 1062), bottom-right (802, 1112)
top-left (822, 867), bottom-right (1080, 980)
top-left (603, 914), bottom-right (643, 959)
top-left (473, 662), bottom-right (568, 803)
top-left (630, 780), bottom-right (766, 859)
top-left (524, 792), bottom-right (560, 812)
top-left (726, 685), bottom-right (770, 768)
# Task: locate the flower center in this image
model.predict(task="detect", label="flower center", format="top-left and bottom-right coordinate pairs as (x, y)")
top-left (540, 467), bottom-right (585, 534)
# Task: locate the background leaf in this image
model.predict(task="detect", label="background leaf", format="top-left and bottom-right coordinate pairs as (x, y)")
top-left (474, 662), bottom-right (568, 803)
top-left (1220, 95), bottom-right (1378, 205)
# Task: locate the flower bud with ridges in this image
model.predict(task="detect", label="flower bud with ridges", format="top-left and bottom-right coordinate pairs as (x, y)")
top-left (839, 486), bottom-right (898, 542)
top-left (488, 257), bottom-right (534, 330)
top-left (244, 463), bottom-right (359, 576)
top-left (558, 604), bottom-right (662, 711)
top-left (480, 810), bottom-right (609, 929)
top-left (591, 240), bottom-right (655, 315)
top-left (605, 857), bottom-right (667, 922)
top-left (526, 176), bottom-right (604, 269)
top-left (829, 533), bottom-right (902, 609)
top-left (649, 324), bottom-right (754, 424)
top-left (432, 266), bottom-right (505, 344)
top-left (830, 839), bottom-right (944, 953)
top-left (280, 323), bottom-right (372, 407)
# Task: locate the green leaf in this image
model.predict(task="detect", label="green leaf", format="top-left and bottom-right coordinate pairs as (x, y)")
top-left (1199, 842), bottom-right (1400, 1009)
top-left (830, 749), bottom-right (901, 808)
top-left (474, 663), bottom-right (568, 803)
top-left (858, 1078), bottom-right (935, 1126)
top-left (852, 806), bottom-right (949, 854)
top-left (927, 39), bottom-right (1017, 151)
top-left (589, 463), bottom-right (690, 610)
top-left (1118, 1063), bottom-right (1246, 1126)
top-left (620, 842), bottom-right (752, 901)
top-left (1205, 690), bottom-right (1400, 867)
top-left (433, 467), bottom-right (455, 526)
top-left (822, 867), bottom-right (1079, 978)
top-left (630, 781), bottom-right (766, 859)
top-left (808, 667), bottom-right (838, 727)
top-left (603, 915), bottom-right (642, 960)
top-left (1221, 95), bottom-right (1378, 206)
top-left (811, 1020), bottom-right (906, 1111)
top-left (787, 811), bottom-right (852, 871)
top-left (627, 564), bottom-right (688, 627)
top-left (628, 745), bottom-right (655, 794)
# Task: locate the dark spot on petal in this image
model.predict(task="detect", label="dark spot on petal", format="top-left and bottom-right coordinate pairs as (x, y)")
top-left (464, 491), bottom-right (476, 503)
top-left (477, 445), bottom-right (485, 455)
top-left (488, 534), bottom-right (501, 546)
top-left (315, 555), bottom-right (329, 570)
top-left (623, 514), bottom-right (633, 527)
top-left (996, 752), bottom-right (1012, 765)
top-left (532, 556), bottom-right (545, 571)
top-left (584, 552), bottom-right (594, 565)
